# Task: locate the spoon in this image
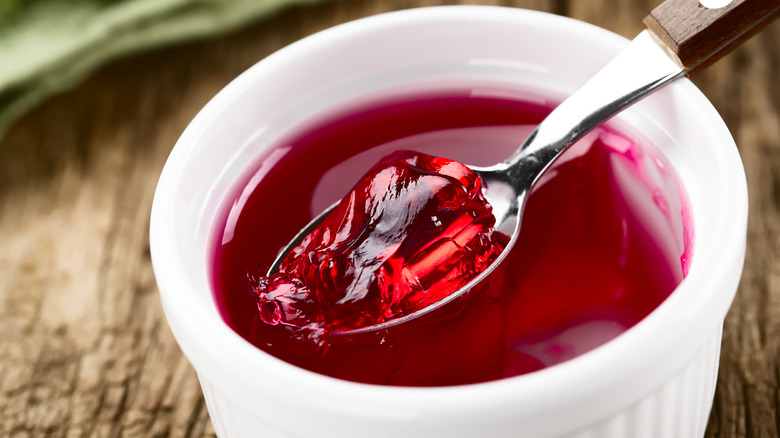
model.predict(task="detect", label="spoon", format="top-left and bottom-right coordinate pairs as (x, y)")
top-left (268, 0), bottom-right (779, 335)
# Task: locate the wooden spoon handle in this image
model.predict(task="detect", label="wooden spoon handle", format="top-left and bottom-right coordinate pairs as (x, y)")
top-left (643, 0), bottom-right (780, 75)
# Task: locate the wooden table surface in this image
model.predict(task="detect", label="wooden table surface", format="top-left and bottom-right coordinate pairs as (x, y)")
top-left (1, 0), bottom-right (778, 436)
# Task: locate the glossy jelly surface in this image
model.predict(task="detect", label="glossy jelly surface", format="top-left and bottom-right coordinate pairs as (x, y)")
top-left (211, 89), bottom-right (690, 386)
top-left (254, 150), bottom-right (504, 341)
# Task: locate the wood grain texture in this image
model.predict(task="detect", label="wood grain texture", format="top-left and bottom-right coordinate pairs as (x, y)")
top-left (643, 0), bottom-right (780, 74)
top-left (0, 0), bottom-right (777, 436)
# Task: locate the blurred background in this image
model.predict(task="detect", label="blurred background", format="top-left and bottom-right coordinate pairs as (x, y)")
top-left (0, 0), bottom-right (778, 436)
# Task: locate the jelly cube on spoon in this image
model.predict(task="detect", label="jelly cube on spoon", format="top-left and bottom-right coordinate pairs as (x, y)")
top-left (252, 150), bottom-right (505, 335)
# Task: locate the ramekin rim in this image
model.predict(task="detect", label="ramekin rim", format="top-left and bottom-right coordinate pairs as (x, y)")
top-left (150, 4), bottom-right (747, 418)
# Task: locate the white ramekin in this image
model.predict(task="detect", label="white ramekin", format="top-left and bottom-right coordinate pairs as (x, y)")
top-left (150, 6), bottom-right (747, 438)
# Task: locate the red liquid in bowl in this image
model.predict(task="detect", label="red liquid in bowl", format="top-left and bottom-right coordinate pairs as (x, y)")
top-left (211, 89), bottom-right (691, 386)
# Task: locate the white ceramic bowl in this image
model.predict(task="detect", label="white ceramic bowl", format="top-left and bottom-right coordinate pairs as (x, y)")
top-left (150, 6), bottom-right (747, 438)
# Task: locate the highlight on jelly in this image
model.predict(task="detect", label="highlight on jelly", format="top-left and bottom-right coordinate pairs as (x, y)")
top-left (251, 150), bottom-right (505, 341)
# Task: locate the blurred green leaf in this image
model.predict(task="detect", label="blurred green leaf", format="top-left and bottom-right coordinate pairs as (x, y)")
top-left (0, 0), bottom-right (324, 141)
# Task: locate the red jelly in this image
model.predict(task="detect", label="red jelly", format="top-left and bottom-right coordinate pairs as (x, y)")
top-left (212, 89), bottom-right (690, 386)
top-left (254, 150), bottom-right (503, 337)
